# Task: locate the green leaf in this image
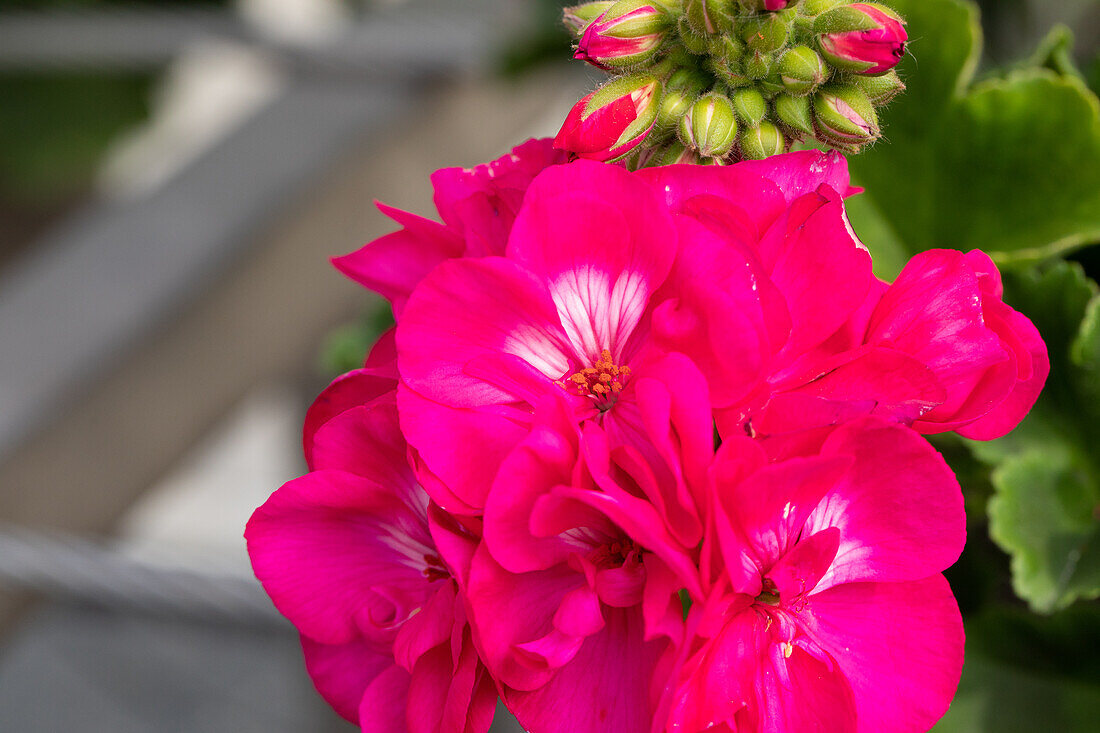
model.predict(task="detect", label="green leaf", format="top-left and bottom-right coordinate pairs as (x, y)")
top-left (846, 0), bottom-right (1100, 276)
top-left (987, 449), bottom-right (1100, 613)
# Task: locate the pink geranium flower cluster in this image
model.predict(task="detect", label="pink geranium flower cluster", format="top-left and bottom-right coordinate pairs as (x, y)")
top-left (247, 140), bottom-right (1048, 732)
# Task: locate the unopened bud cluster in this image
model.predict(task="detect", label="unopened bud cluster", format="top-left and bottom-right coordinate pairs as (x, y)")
top-left (556, 0), bottom-right (907, 165)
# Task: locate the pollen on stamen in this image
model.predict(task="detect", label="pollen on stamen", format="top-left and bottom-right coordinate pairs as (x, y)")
top-left (562, 349), bottom-right (631, 408)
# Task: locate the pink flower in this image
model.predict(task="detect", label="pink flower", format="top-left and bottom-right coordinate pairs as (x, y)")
top-left (246, 388), bottom-right (496, 732)
top-left (660, 417), bottom-right (965, 732)
top-left (466, 393), bottom-right (700, 732)
top-left (554, 75), bottom-right (662, 161)
top-left (396, 159), bottom-right (712, 533)
top-left (817, 3), bottom-right (908, 76)
top-left (333, 139), bottom-right (567, 316)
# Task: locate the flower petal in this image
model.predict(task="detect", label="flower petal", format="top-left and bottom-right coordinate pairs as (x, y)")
top-left (809, 416), bottom-right (966, 588)
top-left (799, 575), bottom-right (964, 733)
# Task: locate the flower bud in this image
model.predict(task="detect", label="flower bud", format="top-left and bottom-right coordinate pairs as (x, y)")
top-left (679, 93), bottom-right (739, 158)
top-left (854, 69), bottom-right (906, 104)
top-left (813, 83), bottom-right (879, 149)
top-left (740, 13), bottom-right (792, 53)
top-left (816, 2), bottom-right (907, 76)
top-left (677, 15), bottom-right (711, 55)
top-left (731, 88), bottom-right (766, 126)
top-left (684, 0), bottom-right (736, 35)
top-left (777, 45), bottom-right (828, 95)
top-left (649, 140), bottom-right (705, 166)
top-left (708, 56), bottom-right (753, 88)
top-left (656, 86), bottom-right (695, 130)
top-left (740, 121), bottom-right (786, 159)
top-left (563, 2), bottom-right (616, 37)
top-left (743, 50), bottom-right (772, 79)
top-left (574, 0), bottom-right (672, 70)
top-left (708, 34), bottom-right (745, 66)
top-left (775, 92), bottom-right (814, 137)
top-left (555, 74), bottom-right (663, 162)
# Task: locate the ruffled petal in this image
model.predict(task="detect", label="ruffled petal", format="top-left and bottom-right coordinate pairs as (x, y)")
top-left (808, 417), bottom-right (966, 589)
top-left (799, 575), bottom-right (964, 733)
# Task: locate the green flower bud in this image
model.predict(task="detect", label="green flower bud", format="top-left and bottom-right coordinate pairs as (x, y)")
top-left (679, 92), bottom-right (739, 157)
top-left (563, 1), bottom-right (616, 37)
top-left (685, 0), bottom-right (738, 35)
top-left (656, 86), bottom-right (696, 130)
top-left (666, 67), bottom-right (709, 93)
top-left (854, 69), bottom-right (906, 105)
top-left (743, 50), bottom-right (772, 79)
top-left (708, 34), bottom-right (745, 66)
top-left (740, 121), bottom-right (786, 159)
top-left (707, 56), bottom-right (753, 88)
top-left (650, 140), bottom-right (705, 166)
top-left (731, 88), bottom-right (766, 126)
top-left (739, 13), bottom-right (792, 53)
top-left (813, 83), bottom-right (880, 149)
top-left (757, 75), bottom-right (786, 97)
top-left (777, 45), bottom-right (828, 96)
top-left (678, 15), bottom-right (711, 55)
top-left (774, 92), bottom-right (814, 136)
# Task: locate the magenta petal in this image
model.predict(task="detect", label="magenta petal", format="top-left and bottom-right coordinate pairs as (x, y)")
top-left (398, 384), bottom-right (529, 513)
top-left (748, 643), bottom-right (858, 733)
top-left (770, 345), bottom-right (946, 427)
top-left (302, 369), bottom-right (396, 467)
top-left (668, 607), bottom-right (858, 733)
top-left (398, 257), bottom-right (570, 407)
top-left (717, 452), bottom-right (852, 573)
top-left (334, 204), bottom-right (463, 317)
top-left (554, 584), bottom-right (606, 637)
top-left (300, 635), bottom-right (392, 723)
top-left (503, 607), bottom-right (666, 733)
top-left (765, 188), bottom-right (874, 360)
top-left (735, 149), bottom-right (860, 201)
top-left (358, 664), bottom-right (412, 733)
top-left (310, 402), bottom-right (414, 493)
top-left (952, 285), bottom-right (1049, 440)
top-left (393, 581), bottom-right (457, 672)
top-left (651, 216), bottom-right (774, 407)
top-left (636, 164), bottom-right (787, 236)
top-left (484, 422), bottom-right (581, 573)
top-left (506, 160), bottom-right (677, 363)
top-left (867, 249), bottom-right (1010, 424)
top-left (246, 470), bottom-right (433, 645)
top-left (810, 417), bottom-right (966, 588)
top-left (467, 545), bottom-right (586, 690)
top-left (767, 526), bottom-right (840, 598)
top-left (800, 576), bottom-right (964, 733)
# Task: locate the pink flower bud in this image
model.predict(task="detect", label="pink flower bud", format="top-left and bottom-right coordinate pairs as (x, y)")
top-left (817, 2), bottom-right (907, 76)
top-left (554, 74), bottom-right (663, 162)
top-left (574, 1), bottom-right (671, 70)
